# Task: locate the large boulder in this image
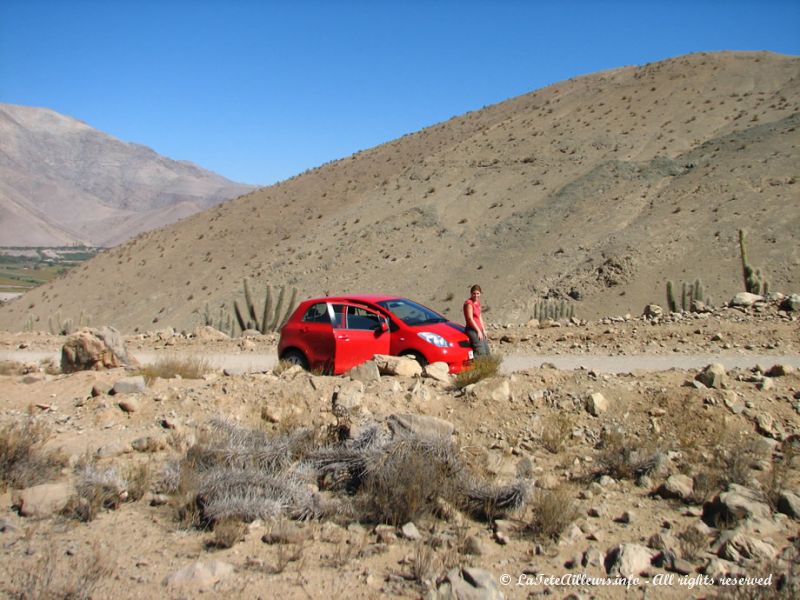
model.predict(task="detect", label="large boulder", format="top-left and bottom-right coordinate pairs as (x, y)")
top-left (779, 294), bottom-right (800, 312)
top-left (605, 543), bottom-right (657, 578)
top-left (192, 325), bottom-right (229, 340)
top-left (387, 413), bottom-right (455, 439)
top-left (702, 484), bottom-right (771, 528)
top-left (695, 363), bottom-right (728, 389)
top-left (374, 354), bottom-right (423, 377)
top-left (431, 567), bottom-right (504, 600)
top-left (12, 482), bottom-right (73, 517)
top-left (61, 327), bottom-right (138, 373)
top-left (730, 292), bottom-right (763, 307)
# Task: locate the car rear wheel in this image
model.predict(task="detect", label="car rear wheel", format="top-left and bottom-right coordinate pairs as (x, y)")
top-left (400, 350), bottom-right (428, 367)
top-left (281, 349), bottom-right (308, 370)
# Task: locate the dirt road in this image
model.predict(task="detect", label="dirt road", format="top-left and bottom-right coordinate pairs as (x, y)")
top-left (3, 348), bottom-right (799, 374)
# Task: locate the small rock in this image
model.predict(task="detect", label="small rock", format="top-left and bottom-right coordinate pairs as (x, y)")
top-left (422, 362), bottom-right (452, 384)
top-left (112, 376), bottom-right (146, 395)
top-left (261, 521), bottom-right (310, 545)
top-left (464, 535), bottom-right (486, 556)
top-left (777, 490), bottom-right (800, 519)
top-left (117, 397), bottom-right (141, 413)
top-left (400, 522), bottom-right (421, 541)
top-left (585, 392), bottom-right (608, 416)
top-left (605, 543), bottom-right (657, 578)
top-left (658, 474), bottom-right (694, 501)
top-left (347, 360), bottom-right (381, 383)
top-left (582, 547), bottom-right (604, 568)
top-left (696, 363), bottom-right (727, 389)
top-left (162, 560), bottom-right (234, 589)
top-left (757, 378), bottom-right (775, 391)
top-left (766, 364), bottom-right (795, 377)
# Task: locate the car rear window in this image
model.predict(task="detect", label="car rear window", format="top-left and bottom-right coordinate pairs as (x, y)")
top-left (302, 303), bottom-right (330, 324)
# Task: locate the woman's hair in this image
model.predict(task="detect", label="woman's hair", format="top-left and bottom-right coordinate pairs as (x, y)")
top-left (470, 284), bottom-right (482, 294)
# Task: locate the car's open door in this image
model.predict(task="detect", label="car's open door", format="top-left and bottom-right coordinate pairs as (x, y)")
top-left (330, 302), bottom-right (391, 374)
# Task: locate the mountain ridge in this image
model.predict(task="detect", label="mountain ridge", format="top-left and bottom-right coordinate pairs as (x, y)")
top-left (0, 103), bottom-right (255, 246)
top-left (0, 51), bottom-right (797, 332)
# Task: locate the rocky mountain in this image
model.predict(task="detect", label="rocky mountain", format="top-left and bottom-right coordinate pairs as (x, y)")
top-left (0, 51), bottom-right (797, 332)
top-left (0, 104), bottom-right (255, 247)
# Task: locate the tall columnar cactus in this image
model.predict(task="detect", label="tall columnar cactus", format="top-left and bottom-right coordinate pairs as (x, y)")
top-left (739, 229), bottom-right (770, 294)
top-left (533, 299), bottom-right (575, 321)
top-left (666, 280), bottom-right (677, 313)
top-left (236, 279), bottom-right (298, 334)
top-left (666, 278), bottom-right (709, 313)
top-left (48, 310), bottom-right (88, 335)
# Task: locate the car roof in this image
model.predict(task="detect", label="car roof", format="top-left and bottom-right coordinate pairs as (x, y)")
top-left (302, 294), bottom-right (402, 304)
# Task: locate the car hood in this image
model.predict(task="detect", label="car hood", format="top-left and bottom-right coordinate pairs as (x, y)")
top-left (408, 320), bottom-right (468, 340)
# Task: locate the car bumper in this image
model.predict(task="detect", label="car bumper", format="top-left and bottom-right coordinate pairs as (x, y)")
top-left (426, 347), bottom-right (473, 374)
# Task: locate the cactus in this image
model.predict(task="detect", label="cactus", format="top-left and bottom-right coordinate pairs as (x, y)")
top-left (666, 280), bottom-right (677, 313)
top-left (533, 299), bottom-right (576, 321)
top-left (235, 279), bottom-right (298, 335)
top-left (48, 311), bottom-right (79, 335)
top-left (665, 278), bottom-right (709, 313)
top-left (739, 229), bottom-right (769, 294)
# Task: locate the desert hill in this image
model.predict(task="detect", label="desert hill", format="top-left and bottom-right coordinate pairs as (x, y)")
top-left (0, 51), bottom-right (798, 333)
top-left (0, 104), bottom-right (255, 247)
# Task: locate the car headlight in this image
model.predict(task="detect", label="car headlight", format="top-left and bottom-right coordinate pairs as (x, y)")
top-left (417, 332), bottom-right (452, 348)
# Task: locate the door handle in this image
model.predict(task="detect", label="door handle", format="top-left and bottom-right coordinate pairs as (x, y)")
top-left (336, 335), bottom-right (349, 341)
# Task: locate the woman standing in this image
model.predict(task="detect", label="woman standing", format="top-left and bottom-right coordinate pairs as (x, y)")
top-left (463, 284), bottom-right (490, 356)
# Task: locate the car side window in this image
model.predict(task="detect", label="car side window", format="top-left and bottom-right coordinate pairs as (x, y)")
top-left (302, 303), bottom-right (331, 324)
top-left (330, 304), bottom-right (346, 329)
top-left (346, 306), bottom-right (382, 330)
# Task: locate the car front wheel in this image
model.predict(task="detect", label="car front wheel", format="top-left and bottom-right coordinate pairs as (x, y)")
top-left (400, 350), bottom-right (428, 367)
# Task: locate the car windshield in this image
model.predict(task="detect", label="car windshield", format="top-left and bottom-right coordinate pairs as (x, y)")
top-left (376, 298), bottom-right (447, 326)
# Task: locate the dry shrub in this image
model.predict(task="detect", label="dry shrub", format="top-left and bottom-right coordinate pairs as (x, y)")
top-left (678, 526), bottom-right (708, 561)
top-left (0, 417), bottom-right (66, 490)
top-left (137, 355), bottom-right (211, 385)
top-left (124, 461), bottom-right (152, 502)
top-left (208, 517), bottom-right (247, 549)
top-left (271, 359), bottom-right (294, 376)
top-left (765, 438), bottom-right (799, 511)
top-left (171, 418), bottom-right (529, 534)
top-left (0, 360), bottom-right (25, 375)
top-left (596, 429), bottom-right (664, 481)
top-left (11, 542), bottom-right (112, 600)
top-left (527, 485), bottom-right (579, 542)
top-left (453, 355), bottom-right (502, 389)
top-left (175, 420), bottom-right (320, 526)
top-left (541, 412), bottom-right (574, 454)
top-left (691, 428), bottom-right (770, 502)
top-left (411, 541), bottom-right (436, 585)
top-left (357, 436), bottom-right (463, 525)
top-left (63, 464), bottom-right (126, 522)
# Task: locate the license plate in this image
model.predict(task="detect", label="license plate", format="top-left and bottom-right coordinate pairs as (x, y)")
top-left (468, 350), bottom-right (474, 360)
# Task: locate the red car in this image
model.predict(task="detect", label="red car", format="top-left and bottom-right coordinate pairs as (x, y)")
top-left (278, 295), bottom-right (474, 374)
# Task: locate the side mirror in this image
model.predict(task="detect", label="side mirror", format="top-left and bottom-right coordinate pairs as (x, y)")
top-left (379, 321), bottom-right (389, 333)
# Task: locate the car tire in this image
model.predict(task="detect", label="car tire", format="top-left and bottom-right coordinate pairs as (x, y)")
top-left (400, 350), bottom-right (428, 367)
top-left (281, 349), bottom-right (309, 370)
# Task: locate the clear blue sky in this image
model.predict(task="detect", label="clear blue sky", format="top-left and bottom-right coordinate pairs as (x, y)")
top-left (1, 1), bottom-right (798, 185)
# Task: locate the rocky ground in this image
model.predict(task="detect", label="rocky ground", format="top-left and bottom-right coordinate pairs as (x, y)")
top-left (0, 299), bottom-right (799, 599)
